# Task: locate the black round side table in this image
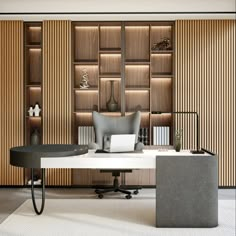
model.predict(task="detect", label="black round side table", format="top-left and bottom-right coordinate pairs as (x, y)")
top-left (10, 144), bottom-right (87, 215)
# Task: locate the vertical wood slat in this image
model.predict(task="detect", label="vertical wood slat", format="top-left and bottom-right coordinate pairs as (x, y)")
top-left (0, 21), bottom-right (24, 185)
top-left (43, 20), bottom-right (72, 186)
top-left (175, 20), bottom-right (236, 187)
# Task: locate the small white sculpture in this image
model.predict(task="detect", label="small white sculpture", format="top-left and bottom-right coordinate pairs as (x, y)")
top-left (34, 103), bottom-right (41, 117)
top-left (28, 106), bottom-right (34, 117)
top-left (80, 68), bottom-right (90, 89)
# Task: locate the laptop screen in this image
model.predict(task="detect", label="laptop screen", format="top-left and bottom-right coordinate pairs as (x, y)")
top-left (104, 134), bottom-right (135, 153)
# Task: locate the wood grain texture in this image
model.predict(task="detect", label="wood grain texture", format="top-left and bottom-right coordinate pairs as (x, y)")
top-left (125, 90), bottom-right (150, 112)
top-left (151, 25), bottom-right (173, 50)
top-left (26, 26), bottom-right (41, 45)
top-left (27, 49), bottom-right (42, 84)
top-left (151, 79), bottom-right (172, 112)
top-left (74, 26), bottom-right (98, 62)
top-left (175, 20), bottom-right (236, 187)
top-left (43, 20), bottom-right (72, 186)
top-left (100, 80), bottom-right (121, 111)
top-left (0, 21), bottom-right (24, 185)
top-left (100, 54), bottom-right (121, 75)
top-left (26, 87), bottom-right (42, 110)
top-left (125, 26), bottom-right (150, 61)
top-left (100, 26), bottom-right (121, 49)
top-left (125, 65), bottom-right (150, 88)
top-left (151, 54), bottom-right (172, 75)
top-left (75, 90), bottom-right (98, 111)
top-left (74, 65), bottom-right (98, 88)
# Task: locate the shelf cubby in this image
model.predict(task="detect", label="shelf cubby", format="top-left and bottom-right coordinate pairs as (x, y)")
top-left (100, 54), bottom-right (121, 75)
top-left (151, 113), bottom-right (172, 127)
top-left (25, 117), bottom-right (42, 144)
top-left (125, 90), bottom-right (150, 112)
top-left (125, 65), bottom-right (150, 88)
top-left (100, 25), bottom-right (121, 50)
top-left (151, 113), bottom-right (173, 146)
top-left (26, 48), bottom-right (42, 84)
top-left (25, 24), bottom-right (42, 45)
top-left (26, 87), bottom-right (42, 115)
top-left (99, 79), bottom-right (121, 112)
top-left (125, 25), bottom-right (150, 61)
top-left (74, 65), bottom-right (99, 89)
top-left (74, 90), bottom-right (98, 111)
top-left (151, 54), bottom-right (172, 76)
top-left (151, 25), bottom-right (173, 51)
top-left (151, 79), bottom-right (172, 112)
top-left (74, 113), bottom-right (93, 144)
top-left (74, 26), bottom-right (99, 62)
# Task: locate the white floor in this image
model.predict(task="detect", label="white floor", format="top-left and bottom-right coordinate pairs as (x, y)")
top-left (0, 189), bottom-right (235, 236)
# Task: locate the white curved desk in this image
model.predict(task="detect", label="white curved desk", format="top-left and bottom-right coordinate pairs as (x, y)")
top-left (11, 146), bottom-right (217, 228)
top-left (41, 149), bottom-right (209, 169)
top-left (41, 149), bottom-right (218, 228)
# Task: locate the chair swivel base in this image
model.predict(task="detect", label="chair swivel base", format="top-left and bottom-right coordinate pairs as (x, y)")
top-left (95, 176), bottom-right (141, 199)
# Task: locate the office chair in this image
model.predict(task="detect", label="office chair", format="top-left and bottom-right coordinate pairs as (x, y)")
top-left (88, 111), bottom-right (144, 199)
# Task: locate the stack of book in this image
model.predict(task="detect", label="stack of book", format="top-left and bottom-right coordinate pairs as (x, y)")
top-left (78, 126), bottom-right (95, 145)
top-left (138, 127), bottom-right (149, 145)
top-left (153, 126), bottom-right (170, 145)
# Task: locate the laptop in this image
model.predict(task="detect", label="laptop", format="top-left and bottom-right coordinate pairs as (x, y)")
top-left (103, 134), bottom-right (136, 153)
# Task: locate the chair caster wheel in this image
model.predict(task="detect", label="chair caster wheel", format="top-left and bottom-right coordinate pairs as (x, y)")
top-left (98, 194), bottom-right (103, 199)
top-left (95, 189), bottom-right (99, 194)
top-left (125, 194), bottom-right (132, 199)
top-left (133, 190), bottom-right (139, 195)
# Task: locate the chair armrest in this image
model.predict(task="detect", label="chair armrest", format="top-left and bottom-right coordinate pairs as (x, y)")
top-left (88, 142), bottom-right (100, 150)
top-left (135, 142), bottom-right (144, 151)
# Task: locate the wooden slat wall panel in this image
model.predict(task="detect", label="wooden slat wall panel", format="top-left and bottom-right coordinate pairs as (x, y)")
top-left (175, 20), bottom-right (235, 187)
top-left (43, 20), bottom-right (72, 186)
top-left (0, 21), bottom-right (24, 185)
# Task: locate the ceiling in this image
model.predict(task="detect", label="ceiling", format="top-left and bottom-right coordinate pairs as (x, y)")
top-left (0, 0), bottom-right (235, 20)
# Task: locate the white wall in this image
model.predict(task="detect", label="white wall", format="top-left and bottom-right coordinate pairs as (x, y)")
top-left (0, 0), bottom-right (235, 20)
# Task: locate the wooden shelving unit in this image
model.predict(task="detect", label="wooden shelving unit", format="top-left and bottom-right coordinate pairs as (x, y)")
top-left (24, 22), bottom-right (43, 184)
top-left (150, 23), bottom-right (174, 148)
top-left (72, 21), bottom-right (174, 186)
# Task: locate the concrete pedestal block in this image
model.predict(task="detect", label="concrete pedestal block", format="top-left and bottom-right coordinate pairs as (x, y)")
top-left (156, 153), bottom-right (218, 227)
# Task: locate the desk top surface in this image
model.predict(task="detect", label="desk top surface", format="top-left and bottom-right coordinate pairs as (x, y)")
top-left (10, 145), bottom-right (212, 169)
top-left (41, 149), bottom-right (212, 169)
top-left (10, 144), bottom-right (87, 168)
top-left (85, 149), bottom-right (210, 157)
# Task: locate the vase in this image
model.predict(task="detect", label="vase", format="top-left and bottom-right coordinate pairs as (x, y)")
top-left (31, 129), bottom-right (40, 145)
top-left (174, 138), bottom-right (181, 152)
top-left (106, 80), bottom-right (118, 112)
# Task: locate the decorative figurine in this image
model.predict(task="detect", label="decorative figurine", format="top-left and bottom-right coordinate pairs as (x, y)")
top-left (151, 37), bottom-right (172, 50)
top-left (28, 106), bottom-right (34, 117)
top-left (34, 103), bottom-right (41, 117)
top-left (80, 68), bottom-right (90, 89)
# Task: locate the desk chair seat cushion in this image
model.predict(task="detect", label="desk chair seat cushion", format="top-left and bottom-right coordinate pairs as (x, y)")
top-left (88, 111), bottom-right (144, 151)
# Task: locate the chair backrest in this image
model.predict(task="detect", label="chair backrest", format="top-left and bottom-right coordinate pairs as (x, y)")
top-left (92, 111), bottom-right (141, 149)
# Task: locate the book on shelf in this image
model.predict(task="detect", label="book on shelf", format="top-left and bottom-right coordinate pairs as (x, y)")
top-left (78, 126), bottom-right (95, 145)
top-left (138, 127), bottom-right (149, 145)
top-left (152, 126), bottom-right (170, 145)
